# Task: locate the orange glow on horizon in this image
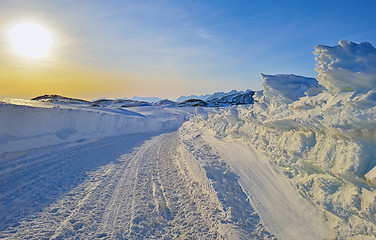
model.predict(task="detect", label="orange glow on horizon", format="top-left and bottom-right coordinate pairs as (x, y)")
top-left (0, 62), bottom-right (193, 100)
top-left (0, 64), bottom-right (135, 100)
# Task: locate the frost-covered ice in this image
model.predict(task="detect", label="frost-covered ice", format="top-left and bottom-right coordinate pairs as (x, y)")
top-left (193, 41), bottom-right (376, 239)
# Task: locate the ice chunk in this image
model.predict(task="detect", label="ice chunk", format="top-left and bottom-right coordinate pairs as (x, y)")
top-left (314, 40), bottom-right (376, 93)
top-left (261, 73), bottom-right (324, 103)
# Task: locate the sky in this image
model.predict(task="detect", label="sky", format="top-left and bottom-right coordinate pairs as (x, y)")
top-left (1, 0), bottom-right (376, 100)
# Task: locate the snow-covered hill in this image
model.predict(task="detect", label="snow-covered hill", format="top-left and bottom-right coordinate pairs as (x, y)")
top-left (176, 94), bottom-right (211, 102)
top-left (130, 96), bottom-right (164, 102)
top-left (31, 94), bottom-right (90, 105)
top-left (91, 98), bottom-right (151, 107)
top-left (206, 90), bottom-right (245, 101)
top-left (208, 90), bottom-right (254, 106)
top-left (176, 90), bottom-right (254, 105)
top-left (192, 40), bottom-right (376, 239)
top-left (178, 91), bottom-right (255, 107)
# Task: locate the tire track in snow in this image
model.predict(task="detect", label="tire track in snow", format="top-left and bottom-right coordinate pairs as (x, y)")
top-left (180, 125), bottom-right (276, 239)
top-left (200, 128), bottom-right (329, 240)
top-left (0, 132), bottom-right (160, 235)
top-left (1, 130), bottom-right (276, 239)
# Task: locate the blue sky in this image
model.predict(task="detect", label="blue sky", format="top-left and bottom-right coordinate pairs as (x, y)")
top-left (1, 0), bottom-right (376, 99)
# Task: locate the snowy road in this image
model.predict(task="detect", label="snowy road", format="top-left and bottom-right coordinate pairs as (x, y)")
top-left (0, 132), bottom-right (164, 237)
top-left (0, 130), bottom-right (273, 239)
top-left (1, 124), bottom-right (328, 239)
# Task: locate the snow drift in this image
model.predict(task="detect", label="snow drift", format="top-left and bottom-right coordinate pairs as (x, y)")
top-left (0, 99), bottom-right (190, 155)
top-left (193, 41), bottom-right (376, 239)
top-left (261, 74), bottom-right (324, 103)
top-left (315, 40), bottom-right (376, 94)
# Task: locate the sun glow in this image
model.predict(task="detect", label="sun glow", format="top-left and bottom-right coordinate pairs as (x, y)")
top-left (9, 23), bottom-right (52, 59)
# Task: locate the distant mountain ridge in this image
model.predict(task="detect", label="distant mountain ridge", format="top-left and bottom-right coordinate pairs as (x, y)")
top-left (130, 96), bottom-right (164, 102)
top-left (178, 90), bottom-right (255, 107)
top-left (176, 94), bottom-right (211, 102)
top-left (176, 90), bottom-right (252, 103)
top-left (206, 90), bottom-right (244, 101)
top-left (31, 95), bottom-right (151, 107)
top-left (31, 95), bottom-right (90, 104)
top-left (31, 89), bottom-right (256, 108)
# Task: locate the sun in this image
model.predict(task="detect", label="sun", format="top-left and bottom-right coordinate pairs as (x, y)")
top-left (8, 23), bottom-right (52, 59)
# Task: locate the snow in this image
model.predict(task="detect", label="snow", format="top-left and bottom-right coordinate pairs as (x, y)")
top-left (209, 90), bottom-right (255, 106)
top-left (176, 94), bottom-right (211, 102)
top-left (261, 74), bottom-right (324, 103)
top-left (179, 124), bottom-right (276, 239)
top-left (192, 41), bottom-right (376, 239)
top-left (314, 40), bottom-right (376, 93)
top-left (0, 125), bottom-right (274, 239)
top-left (184, 124), bottom-right (328, 239)
top-left (206, 90), bottom-right (246, 101)
top-left (31, 94), bottom-right (90, 104)
top-left (130, 96), bottom-right (164, 102)
top-left (0, 98), bottom-right (192, 155)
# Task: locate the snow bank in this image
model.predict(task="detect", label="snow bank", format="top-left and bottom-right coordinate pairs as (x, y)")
top-left (315, 40), bottom-right (376, 93)
top-left (193, 41), bottom-right (376, 239)
top-left (0, 99), bottom-right (190, 155)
